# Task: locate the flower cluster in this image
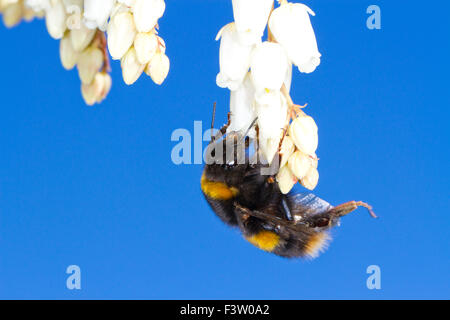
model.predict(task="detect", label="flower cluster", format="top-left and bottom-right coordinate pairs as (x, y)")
top-left (0, 0), bottom-right (169, 106)
top-left (216, 0), bottom-right (321, 194)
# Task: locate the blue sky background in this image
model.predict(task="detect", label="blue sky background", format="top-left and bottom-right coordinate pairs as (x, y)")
top-left (0, 0), bottom-right (449, 299)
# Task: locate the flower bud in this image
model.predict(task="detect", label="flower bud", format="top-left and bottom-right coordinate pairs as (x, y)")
top-left (121, 46), bottom-right (145, 85)
top-left (300, 166), bottom-right (319, 190)
top-left (145, 52), bottom-right (169, 85)
top-left (70, 24), bottom-right (96, 52)
top-left (2, 2), bottom-right (23, 28)
top-left (134, 32), bottom-right (158, 64)
top-left (60, 33), bottom-right (79, 70)
top-left (279, 136), bottom-right (295, 168)
top-left (81, 72), bottom-right (112, 106)
top-left (288, 150), bottom-right (312, 180)
top-left (276, 165), bottom-right (297, 195)
top-left (45, 0), bottom-right (67, 39)
top-left (132, 0), bottom-right (165, 33)
top-left (77, 46), bottom-right (104, 84)
top-left (288, 115), bottom-right (318, 156)
top-left (107, 11), bottom-right (136, 60)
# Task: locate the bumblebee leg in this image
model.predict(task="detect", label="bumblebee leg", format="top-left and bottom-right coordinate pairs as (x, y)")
top-left (303, 201), bottom-right (377, 228)
top-left (330, 201), bottom-right (377, 219)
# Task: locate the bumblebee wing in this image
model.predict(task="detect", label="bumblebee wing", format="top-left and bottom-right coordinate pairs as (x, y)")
top-left (285, 193), bottom-right (333, 221)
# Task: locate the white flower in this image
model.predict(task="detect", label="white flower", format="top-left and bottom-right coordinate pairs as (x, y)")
top-left (288, 115), bottom-right (318, 156)
top-left (81, 72), bottom-right (112, 106)
top-left (77, 46), bottom-right (104, 84)
top-left (276, 165), bottom-right (297, 194)
top-left (300, 166), bottom-right (319, 190)
top-left (231, 0), bottom-right (273, 45)
top-left (121, 46), bottom-right (145, 85)
top-left (70, 23), bottom-right (96, 51)
top-left (134, 31), bottom-right (158, 64)
top-left (132, 0), bottom-right (165, 33)
top-left (60, 32), bottom-right (79, 70)
top-left (288, 150), bottom-right (316, 180)
top-left (107, 10), bottom-right (136, 60)
top-left (227, 72), bottom-right (256, 137)
top-left (45, 0), bottom-right (66, 39)
top-left (83, 0), bottom-right (115, 31)
top-left (250, 42), bottom-right (289, 97)
top-left (269, 2), bottom-right (321, 73)
top-left (216, 22), bottom-right (253, 91)
top-left (145, 51), bottom-right (170, 85)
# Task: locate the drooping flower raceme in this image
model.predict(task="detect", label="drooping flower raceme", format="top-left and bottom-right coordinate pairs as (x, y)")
top-left (216, 0), bottom-right (322, 194)
top-left (0, 0), bottom-right (170, 106)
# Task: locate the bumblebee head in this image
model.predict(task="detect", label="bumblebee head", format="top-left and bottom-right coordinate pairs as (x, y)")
top-left (203, 131), bottom-right (250, 185)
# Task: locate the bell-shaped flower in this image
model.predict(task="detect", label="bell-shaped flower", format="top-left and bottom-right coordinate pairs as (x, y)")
top-left (216, 22), bottom-right (253, 91)
top-left (70, 24), bottom-right (96, 52)
top-left (60, 33), bottom-right (79, 70)
top-left (81, 72), bottom-right (112, 106)
top-left (231, 0), bottom-right (273, 45)
top-left (145, 51), bottom-right (170, 85)
top-left (77, 46), bottom-right (104, 84)
top-left (121, 47), bottom-right (146, 85)
top-left (132, 0), bottom-right (165, 33)
top-left (83, 0), bottom-right (115, 31)
top-left (288, 150), bottom-right (317, 180)
top-left (134, 31), bottom-right (159, 64)
top-left (300, 166), bottom-right (319, 190)
top-left (250, 42), bottom-right (289, 98)
top-left (227, 72), bottom-right (256, 137)
top-left (288, 114), bottom-right (318, 156)
top-left (45, 0), bottom-right (66, 39)
top-left (107, 10), bottom-right (136, 60)
top-left (269, 2), bottom-right (321, 73)
top-left (276, 164), bottom-right (297, 194)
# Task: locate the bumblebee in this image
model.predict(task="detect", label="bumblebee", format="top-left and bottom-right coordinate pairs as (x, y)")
top-left (201, 118), bottom-right (376, 259)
